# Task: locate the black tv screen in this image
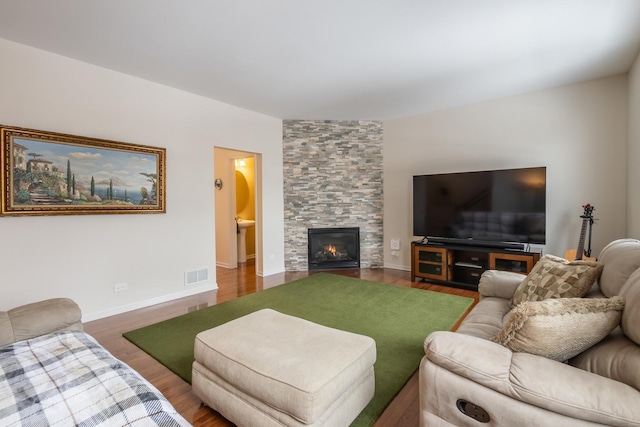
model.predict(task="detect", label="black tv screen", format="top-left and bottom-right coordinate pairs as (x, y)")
top-left (413, 167), bottom-right (546, 245)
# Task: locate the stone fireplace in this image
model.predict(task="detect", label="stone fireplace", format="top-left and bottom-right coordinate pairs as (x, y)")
top-left (308, 227), bottom-right (360, 270)
top-left (283, 120), bottom-right (384, 271)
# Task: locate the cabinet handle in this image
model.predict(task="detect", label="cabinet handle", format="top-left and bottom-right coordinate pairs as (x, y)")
top-left (471, 257), bottom-right (479, 261)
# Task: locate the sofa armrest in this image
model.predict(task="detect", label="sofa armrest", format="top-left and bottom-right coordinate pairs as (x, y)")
top-left (478, 270), bottom-right (524, 300)
top-left (423, 331), bottom-right (640, 426)
top-left (0, 298), bottom-right (83, 347)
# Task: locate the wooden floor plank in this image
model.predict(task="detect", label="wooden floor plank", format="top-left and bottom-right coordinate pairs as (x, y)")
top-left (84, 261), bottom-right (478, 426)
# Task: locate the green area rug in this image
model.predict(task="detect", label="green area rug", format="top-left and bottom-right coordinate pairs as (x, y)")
top-left (123, 273), bottom-right (473, 426)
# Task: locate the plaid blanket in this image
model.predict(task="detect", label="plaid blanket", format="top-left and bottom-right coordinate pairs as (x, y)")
top-left (0, 331), bottom-right (191, 426)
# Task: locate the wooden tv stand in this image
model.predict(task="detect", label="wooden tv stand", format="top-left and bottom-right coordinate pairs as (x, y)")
top-left (411, 241), bottom-right (541, 290)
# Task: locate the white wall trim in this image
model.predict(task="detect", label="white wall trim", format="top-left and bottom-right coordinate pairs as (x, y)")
top-left (383, 263), bottom-right (410, 272)
top-left (257, 267), bottom-right (286, 277)
top-left (83, 283), bottom-right (219, 322)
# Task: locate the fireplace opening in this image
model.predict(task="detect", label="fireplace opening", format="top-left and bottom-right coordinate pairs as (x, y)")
top-left (308, 227), bottom-right (360, 270)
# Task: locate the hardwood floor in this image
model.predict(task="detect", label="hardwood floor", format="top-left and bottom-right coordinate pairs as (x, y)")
top-left (84, 261), bottom-right (478, 427)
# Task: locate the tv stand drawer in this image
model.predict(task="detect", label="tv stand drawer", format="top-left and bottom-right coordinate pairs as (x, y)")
top-left (453, 250), bottom-right (488, 268)
top-left (451, 265), bottom-right (485, 286)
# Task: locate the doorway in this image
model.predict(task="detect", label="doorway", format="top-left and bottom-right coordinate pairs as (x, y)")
top-left (214, 147), bottom-right (262, 276)
top-left (234, 156), bottom-right (256, 264)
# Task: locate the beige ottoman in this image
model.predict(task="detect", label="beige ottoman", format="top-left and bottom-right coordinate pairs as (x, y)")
top-left (192, 309), bottom-right (376, 427)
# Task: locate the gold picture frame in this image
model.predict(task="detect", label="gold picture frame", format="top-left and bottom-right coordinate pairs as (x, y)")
top-left (1, 125), bottom-right (166, 216)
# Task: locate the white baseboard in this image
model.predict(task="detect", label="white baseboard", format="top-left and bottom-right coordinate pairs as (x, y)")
top-left (259, 267), bottom-right (286, 277)
top-left (83, 283), bottom-right (218, 322)
top-left (384, 262), bottom-right (410, 271)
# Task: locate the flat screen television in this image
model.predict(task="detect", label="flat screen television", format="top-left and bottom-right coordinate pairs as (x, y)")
top-left (413, 167), bottom-right (546, 247)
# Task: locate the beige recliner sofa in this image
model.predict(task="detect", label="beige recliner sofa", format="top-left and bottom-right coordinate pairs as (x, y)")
top-left (420, 238), bottom-right (640, 426)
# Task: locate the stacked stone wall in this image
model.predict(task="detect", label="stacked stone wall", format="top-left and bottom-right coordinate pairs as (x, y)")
top-left (283, 120), bottom-right (383, 270)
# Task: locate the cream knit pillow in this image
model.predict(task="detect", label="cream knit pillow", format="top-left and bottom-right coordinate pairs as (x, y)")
top-left (510, 255), bottom-right (603, 308)
top-left (493, 297), bottom-right (625, 361)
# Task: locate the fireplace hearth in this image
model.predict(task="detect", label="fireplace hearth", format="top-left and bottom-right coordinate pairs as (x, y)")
top-left (308, 227), bottom-right (360, 270)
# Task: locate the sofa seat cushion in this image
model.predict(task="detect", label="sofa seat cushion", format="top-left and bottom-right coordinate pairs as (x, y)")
top-left (570, 329), bottom-right (640, 392)
top-left (493, 297), bottom-right (625, 361)
top-left (456, 296), bottom-right (511, 340)
top-left (193, 309), bottom-right (376, 424)
top-left (510, 255), bottom-right (603, 307)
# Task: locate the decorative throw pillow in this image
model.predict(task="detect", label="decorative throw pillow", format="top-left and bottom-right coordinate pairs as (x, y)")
top-left (510, 254), bottom-right (603, 308)
top-left (492, 297), bottom-right (625, 361)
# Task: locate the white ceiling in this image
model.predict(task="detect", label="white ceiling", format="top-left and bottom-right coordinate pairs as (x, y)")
top-left (1, 0), bottom-right (640, 120)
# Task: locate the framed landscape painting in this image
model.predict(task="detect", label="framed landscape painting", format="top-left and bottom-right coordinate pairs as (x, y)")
top-left (1, 125), bottom-right (166, 216)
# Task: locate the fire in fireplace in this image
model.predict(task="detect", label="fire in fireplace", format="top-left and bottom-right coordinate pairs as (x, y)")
top-left (308, 227), bottom-right (360, 270)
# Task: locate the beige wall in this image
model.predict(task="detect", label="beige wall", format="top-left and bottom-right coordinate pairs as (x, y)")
top-left (0, 38), bottom-right (284, 320)
top-left (629, 52), bottom-right (640, 238)
top-left (383, 75), bottom-right (629, 270)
